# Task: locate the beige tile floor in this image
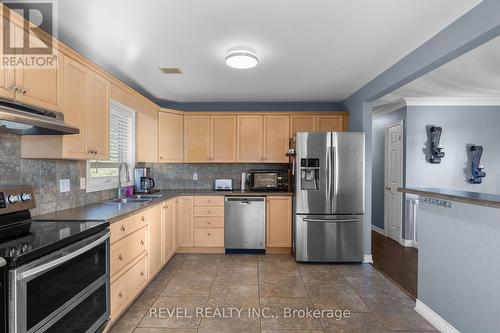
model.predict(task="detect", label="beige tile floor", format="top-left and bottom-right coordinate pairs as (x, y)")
top-left (110, 254), bottom-right (436, 333)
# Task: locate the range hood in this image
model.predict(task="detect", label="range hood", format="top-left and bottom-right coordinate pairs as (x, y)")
top-left (0, 100), bottom-right (79, 135)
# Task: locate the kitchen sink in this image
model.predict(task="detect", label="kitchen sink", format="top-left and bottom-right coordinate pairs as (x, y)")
top-left (103, 194), bottom-right (163, 204)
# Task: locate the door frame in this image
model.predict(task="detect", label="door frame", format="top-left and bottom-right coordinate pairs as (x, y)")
top-left (383, 120), bottom-right (404, 243)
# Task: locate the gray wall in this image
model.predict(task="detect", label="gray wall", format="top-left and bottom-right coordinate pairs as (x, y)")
top-left (406, 106), bottom-right (500, 194)
top-left (418, 201), bottom-right (500, 332)
top-left (371, 107), bottom-right (407, 230)
top-left (141, 162), bottom-right (289, 190)
top-left (0, 133), bottom-right (114, 216)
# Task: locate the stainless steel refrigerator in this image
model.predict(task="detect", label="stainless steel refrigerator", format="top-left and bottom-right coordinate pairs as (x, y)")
top-left (293, 132), bottom-right (365, 262)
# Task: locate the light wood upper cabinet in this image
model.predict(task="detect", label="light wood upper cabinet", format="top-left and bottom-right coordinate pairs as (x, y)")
top-left (149, 204), bottom-right (163, 278)
top-left (62, 56), bottom-right (89, 159)
top-left (237, 115), bottom-right (263, 162)
top-left (158, 112), bottom-right (183, 163)
top-left (0, 19), bottom-right (15, 100)
top-left (88, 72), bottom-right (110, 160)
top-left (263, 115), bottom-right (289, 163)
top-left (12, 25), bottom-right (63, 112)
top-left (137, 111), bottom-right (158, 163)
top-left (184, 115), bottom-right (210, 162)
top-left (178, 196), bottom-right (194, 248)
top-left (316, 115), bottom-right (345, 132)
top-left (266, 196), bottom-right (292, 248)
top-left (210, 115), bottom-right (237, 162)
top-left (290, 115), bottom-right (316, 138)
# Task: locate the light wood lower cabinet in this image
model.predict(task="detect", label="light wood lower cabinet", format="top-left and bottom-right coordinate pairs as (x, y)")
top-left (109, 194), bottom-right (294, 324)
top-left (148, 204), bottom-right (163, 278)
top-left (178, 196), bottom-right (194, 247)
top-left (193, 196), bottom-right (224, 248)
top-left (266, 196), bottom-right (292, 248)
top-left (163, 198), bottom-right (177, 262)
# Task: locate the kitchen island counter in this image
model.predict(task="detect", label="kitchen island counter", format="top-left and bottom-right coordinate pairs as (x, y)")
top-left (398, 187), bottom-right (500, 209)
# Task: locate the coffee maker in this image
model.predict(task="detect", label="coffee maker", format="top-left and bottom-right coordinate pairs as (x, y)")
top-left (134, 167), bottom-right (158, 193)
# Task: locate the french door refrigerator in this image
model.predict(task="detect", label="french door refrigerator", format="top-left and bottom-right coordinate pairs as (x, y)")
top-left (294, 132), bottom-right (365, 262)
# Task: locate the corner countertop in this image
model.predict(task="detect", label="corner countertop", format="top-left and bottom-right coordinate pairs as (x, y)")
top-left (33, 189), bottom-right (293, 224)
top-left (398, 187), bottom-right (500, 209)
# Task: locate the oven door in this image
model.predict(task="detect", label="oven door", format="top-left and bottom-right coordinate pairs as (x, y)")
top-left (9, 230), bottom-right (110, 333)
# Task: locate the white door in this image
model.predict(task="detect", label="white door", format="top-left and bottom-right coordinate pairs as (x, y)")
top-left (384, 121), bottom-right (403, 243)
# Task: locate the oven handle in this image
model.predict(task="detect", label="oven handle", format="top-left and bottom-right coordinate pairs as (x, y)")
top-left (17, 232), bottom-right (109, 281)
top-left (0, 257), bottom-right (5, 267)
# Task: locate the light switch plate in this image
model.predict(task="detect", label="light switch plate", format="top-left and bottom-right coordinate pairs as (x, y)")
top-left (59, 179), bottom-right (70, 193)
top-left (80, 177), bottom-right (86, 190)
top-left (193, 173), bottom-right (198, 181)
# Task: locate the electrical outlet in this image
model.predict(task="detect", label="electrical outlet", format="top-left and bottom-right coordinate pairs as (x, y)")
top-left (192, 172), bottom-right (198, 181)
top-left (59, 179), bottom-right (70, 193)
top-left (80, 177), bottom-right (86, 190)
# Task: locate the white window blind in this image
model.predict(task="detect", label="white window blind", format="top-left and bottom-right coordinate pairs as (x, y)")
top-left (87, 100), bottom-right (136, 192)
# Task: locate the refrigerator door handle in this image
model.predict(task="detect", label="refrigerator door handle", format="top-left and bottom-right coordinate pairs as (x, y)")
top-left (303, 218), bottom-right (359, 223)
top-left (326, 140), bottom-right (332, 209)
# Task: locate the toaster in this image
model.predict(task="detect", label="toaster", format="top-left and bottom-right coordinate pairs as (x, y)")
top-left (214, 179), bottom-right (233, 191)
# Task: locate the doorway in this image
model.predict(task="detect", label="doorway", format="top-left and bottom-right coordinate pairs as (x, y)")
top-left (384, 120), bottom-right (403, 243)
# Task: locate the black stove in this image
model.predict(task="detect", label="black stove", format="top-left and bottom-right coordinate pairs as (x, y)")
top-left (0, 185), bottom-right (110, 333)
top-left (0, 186), bottom-right (108, 268)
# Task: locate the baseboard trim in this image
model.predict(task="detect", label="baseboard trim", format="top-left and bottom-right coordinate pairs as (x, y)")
top-left (371, 225), bottom-right (386, 236)
top-left (400, 239), bottom-right (415, 247)
top-left (415, 300), bottom-right (459, 333)
top-left (363, 254), bottom-right (373, 263)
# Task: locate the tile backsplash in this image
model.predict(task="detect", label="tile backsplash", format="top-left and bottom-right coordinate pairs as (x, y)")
top-left (141, 162), bottom-right (290, 190)
top-left (0, 133), bottom-right (114, 216)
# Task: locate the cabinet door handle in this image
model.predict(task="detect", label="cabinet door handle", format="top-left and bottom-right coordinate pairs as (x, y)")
top-left (118, 292), bottom-right (123, 298)
top-left (141, 216), bottom-right (145, 222)
top-left (140, 271), bottom-right (145, 277)
top-left (9, 85), bottom-right (18, 92)
top-left (120, 225), bottom-right (126, 232)
top-left (21, 88), bottom-right (27, 95)
top-left (140, 240), bottom-right (145, 246)
top-left (118, 254), bottom-right (123, 261)
top-left (207, 233), bottom-right (211, 236)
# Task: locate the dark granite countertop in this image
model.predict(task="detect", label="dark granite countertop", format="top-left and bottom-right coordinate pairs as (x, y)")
top-left (398, 187), bottom-right (500, 209)
top-left (33, 189), bottom-right (293, 223)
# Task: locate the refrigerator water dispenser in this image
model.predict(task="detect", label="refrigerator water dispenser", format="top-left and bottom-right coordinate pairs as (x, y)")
top-left (300, 158), bottom-right (320, 190)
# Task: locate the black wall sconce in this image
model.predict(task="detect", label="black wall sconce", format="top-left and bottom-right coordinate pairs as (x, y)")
top-left (469, 145), bottom-right (486, 184)
top-left (428, 126), bottom-right (445, 164)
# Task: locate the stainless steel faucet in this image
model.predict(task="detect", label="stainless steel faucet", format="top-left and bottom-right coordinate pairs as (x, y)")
top-left (117, 162), bottom-right (130, 199)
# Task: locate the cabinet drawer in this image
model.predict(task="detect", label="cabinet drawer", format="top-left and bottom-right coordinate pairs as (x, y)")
top-left (111, 227), bottom-right (148, 276)
top-left (194, 196), bottom-right (224, 207)
top-left (194, 228), bottom-right (224, 247)
top-left (110, 218), bottom-right (135, 244)
top-left (110, 274), bottom-right (127, 317)
top-left (194, 217), bottom-right (224, 228)
top-left (126, 255), bottom-right (149, 296)
top-left (194, 206), bottom-right (224, 217)
top-left (131, 211), bottom-right (149, 231)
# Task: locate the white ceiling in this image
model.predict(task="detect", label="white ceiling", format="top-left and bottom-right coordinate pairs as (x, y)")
top-left (57, 0), bottom-right (481, 103)
top-left (374, 34), bottom-right (500, 107)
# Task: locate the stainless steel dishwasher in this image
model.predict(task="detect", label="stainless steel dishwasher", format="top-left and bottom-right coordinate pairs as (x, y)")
top-left (224, 196), bottom-right (266, 253)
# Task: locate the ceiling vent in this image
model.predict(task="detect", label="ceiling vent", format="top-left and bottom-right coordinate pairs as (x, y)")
top-left (159, 67), bottom-right (182, 74)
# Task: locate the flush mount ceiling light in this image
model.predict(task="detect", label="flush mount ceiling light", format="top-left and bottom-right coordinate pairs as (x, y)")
top-left (225, 50), bottom-right (258, 69)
